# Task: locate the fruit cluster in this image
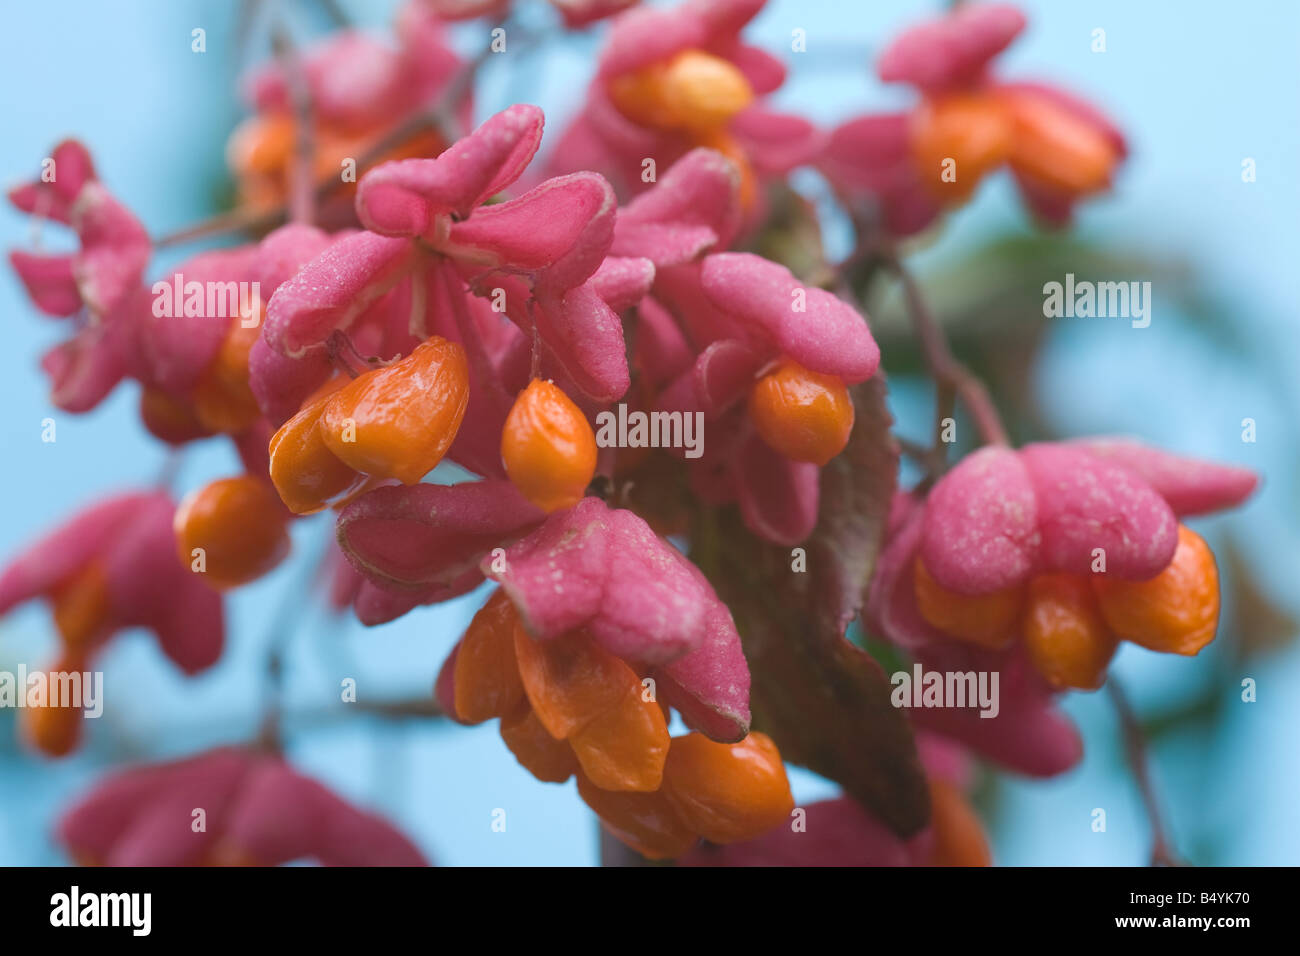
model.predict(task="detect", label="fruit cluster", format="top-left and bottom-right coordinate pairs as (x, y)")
top-left (269, 337), bottom-right (470, 508)
top-left (442, 589), bottom-right (793, 858)
top-left (908, 84), bottom-right (1121, 206)
top-left (916, 524), bottom-right (1219, 690)
top-left (0, 0), bottom-right (1265, 870)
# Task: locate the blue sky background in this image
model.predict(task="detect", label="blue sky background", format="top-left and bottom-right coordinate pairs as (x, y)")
top-left (1, 0), bottom-right (1297, 865)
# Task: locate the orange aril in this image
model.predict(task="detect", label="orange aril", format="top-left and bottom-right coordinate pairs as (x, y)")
top-left (173, 475), bottom-right (291, 589)
top-left (191, 320), bottom-right (264, 434)
top-left (501, 379), bottom-right (597, 513)
top-left (927, 778), bottom-right (992, 866)
top-left (910, 93), bottom-right (1013, 201)
top-left (1092, 524), bottom-right (1220, 656)
top-left (22, 699), bottom-right (83, 758)
top-left (1000, 89), bottom-right (1117, 195)
top-left (50, 561), bottom-right (111, 651)
top-left (912, 557), bottom-right (1023, 650)
top-left (658, 50), bottom-right (754, 132)
top-left (748, 360), bottom-right (855, 466)
top-left (694, 127), bottom-right (758, 210)
top-left (577, 772), bottom-right (698, 860)
top-left (139, 386), bottom-right (211, 444)
top-left (499, 703), bottom-right (579, 784)
top-left (269, 389), bottom-right (365, 515)
top-left (206, 844), bottom-right (260, 867)
top-left (1022, 572), bottom-right (1119, 691)
top-left (227, 115), bottom-right (296, 179)
top-left (609, 50), bottom-right (753, 134)
top-left (21, 651), bottom-right (89, 758)
top-left (452, 589), bottom-right (527, 724)
top-left (661, 731), bottom-right (794, 844)
top-left (568, 675), bottom-right (670, 792)
top-left (320, 337), bottom-right (470, 485)
top-left (512, 623), bottom-right (631, 740)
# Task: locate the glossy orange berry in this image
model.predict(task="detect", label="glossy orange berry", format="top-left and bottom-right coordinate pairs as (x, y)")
top-left (206, 844), bottom-right (260, 867)
top-left (608, 50), bottom-right (753, 134)
top-left (927, 778), bottom-right (992, 867)
top-left (501, 379), bottom-right (598, 513)
top-left (21, 652), bottom-right (88, 758)
top-left (910, 93), bottom-right (1013, 202)
top-left (1022, 573), bottom-right (1118, 691)
top-left (173, 476), bottom-right (291, 589)
top-left (500, 704), bottom-right (580, 784)
top-left (748, 360), bottom-right (855, 466)
top-left (269, 389), bottom-right (366, 515)
top-left (49, 561), bottom-right (111, 651)
top-left (452, 589), bottom-right (527, 724)
top-left (609, 66), bottom-right (680, 130)
top-left (577, 772), bottom-right (698, 861)
top-left (191, 320), bottom-right (263, 434)
top-left (568, 674), bottom-right (670, 792)
top-left (695, 127), bottom-right (758, 210)
top-left (139, 386), bottom-right (211, 445)
top-left (22, 699), bottom-right (83, 758)
top-left (1092, 525), bottom-right (1220, 656)
top-left (912, 557), bottom-right (1023, 650)
top-left (1001, 89), bottom-right (1118, 195)
top-left (659, 50), bottom-right (754, 132)
top-left (227, 115), bottom-right (296, 179)
top-left (512, 623), bottom-right (631, 740)
top-left (661, 731), bottom-right (795, 845)
top-left (320, 337), bottom-right (470, 485)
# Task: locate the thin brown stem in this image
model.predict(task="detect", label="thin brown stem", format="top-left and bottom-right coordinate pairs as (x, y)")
top-left (1108, 677), bottom-right (1185, 867)
top-left (327, 329), bottom-right (369, 378)
top-left (315, 0), bottom-right (351, 28)
top-left (885, 251), bottom-right (1009, 449)
top-left (895, 434), bottom-right (933, 466)
top-left (526, 299), bottom-right (543, 381)
top-left (271, 22), bottom-right (316, 226)
top-left (154, 205), bottom-right (283, 249)
top-left (260, 517), bottom-right (337, 751)
top-left (354, 697), bottom-right (445, 719)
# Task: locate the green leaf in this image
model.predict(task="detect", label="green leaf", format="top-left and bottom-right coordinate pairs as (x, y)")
top-left (692, 377), bottom-right (930, 837)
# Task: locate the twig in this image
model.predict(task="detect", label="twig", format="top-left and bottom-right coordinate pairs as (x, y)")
top-left (884, 250), bottom-right (1010, 449)
top-left (155, 205), bottom-right (286, 249)
top-left (271, 21), bottom-right (317, 226)
top-left (326, 329), bottom-right (370, 378)
top-left (354, 698), bottom-right (445, 719)
top-left (1108, 677), bottom-right (1185, 867)
top-left (895, 434), bottom-right (933, 466)
top-left (315, 0), bottom-right (350, 28)
top-left (260, 517), bottom-right (336, 749)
